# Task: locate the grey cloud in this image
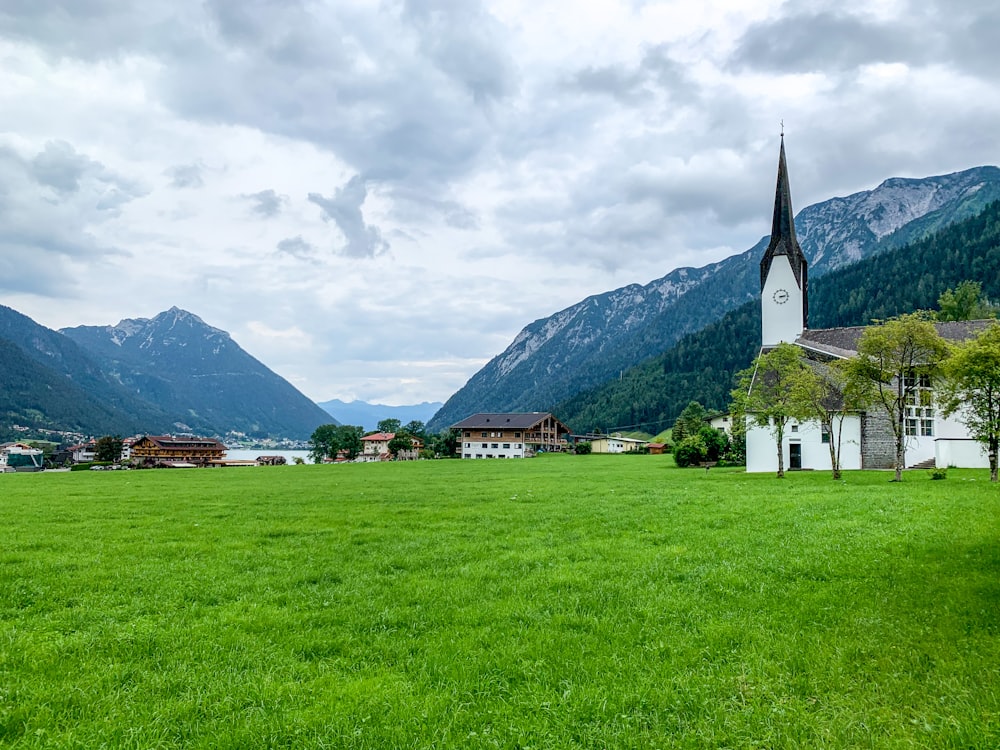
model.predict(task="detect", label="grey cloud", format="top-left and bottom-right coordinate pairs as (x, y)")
top-left (0, 143), bottom-right (134, 297)
top-left (30, 140), bottom-right (93, 193)
top-left (308, 176), bottom-right (388, 259)
top-left (243, 189), bottom-right (284, 218)
top-left (730, 11), bottom-right (919, 73)
top-left (389, 187), bottom-right (480, 230)
top-left (277, 235), bottom-right (314, 259)
top-left (156, 3), bottom-right (502, 187)
top-left (573, 65), bottom-right (647, 103)
top-left (5, 1), bottom-right (509, 193)
top-left (0, 1), bottom-right (190, 60)
top-left (571, 45), bottom-right (696, 105)
top-left (166, 163), bottom-right (204, 189)
top-left (402, 0), bottom-right (516, 106)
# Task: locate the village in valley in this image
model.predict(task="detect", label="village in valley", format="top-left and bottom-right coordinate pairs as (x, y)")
top-left (6, 140), bottom-right (1000, 480)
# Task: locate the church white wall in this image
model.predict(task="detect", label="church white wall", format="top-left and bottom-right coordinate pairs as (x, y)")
top-left (761, 255), bottom-right (804, 347)
top-left (936, 439), bottom-right (989, 469)
top-left (745, 416), bottom-right (862, 473)
top-left (897, 411), bottom-right (973, 466)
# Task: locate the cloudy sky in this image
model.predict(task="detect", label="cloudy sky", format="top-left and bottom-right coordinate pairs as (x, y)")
top-left (2, 0), bottom-right (998, 405)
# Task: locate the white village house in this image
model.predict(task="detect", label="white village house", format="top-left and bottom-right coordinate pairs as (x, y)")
top-left (745, 137), bottom-right (992, 473)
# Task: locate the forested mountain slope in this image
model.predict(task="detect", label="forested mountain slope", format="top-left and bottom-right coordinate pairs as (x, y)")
top-left (0, 305), bottom-right (172, 437)
top-left (428, 166), bottom-right (1000, 431)
top-left (555, 199), bottom-right (1000, 434)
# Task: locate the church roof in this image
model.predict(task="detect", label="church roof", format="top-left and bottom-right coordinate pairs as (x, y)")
top-left (759, 136), bottom-right (808, 314)
top-left (796, 319), bottom-right (996, 359)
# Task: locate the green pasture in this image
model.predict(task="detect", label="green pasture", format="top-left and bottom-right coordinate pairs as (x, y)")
top-left (2, 457), bottom-right (999, 748)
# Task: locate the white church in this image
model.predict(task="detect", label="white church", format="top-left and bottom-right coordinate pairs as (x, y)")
top-left (745, 138), bottom-right (992, 473)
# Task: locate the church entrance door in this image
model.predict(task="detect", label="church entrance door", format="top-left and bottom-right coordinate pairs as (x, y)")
top-left (789, 443), bottom-right (802, 470)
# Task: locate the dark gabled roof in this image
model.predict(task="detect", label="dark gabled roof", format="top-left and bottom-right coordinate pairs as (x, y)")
top-left (933, 319), bottom-right (999, 341)
top-left (760, 136), bottom-right (808, 320)
top-left (451, 412), bottom-right (567, 431)
top-left (797, 319), bottom-right (997, 358)
top-left (796, 326), bottom-right (868, 358)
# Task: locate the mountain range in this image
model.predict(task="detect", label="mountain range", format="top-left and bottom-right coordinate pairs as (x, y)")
top-left (554, 197), bottom-right (1000, 434)
top-left (427, 165), bottom-right (1000, 431)
top-left (0, 306), bottom-right (332, 440)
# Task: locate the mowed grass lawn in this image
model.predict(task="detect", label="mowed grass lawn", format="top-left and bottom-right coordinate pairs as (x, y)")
top-left (2, 457), bottom-right (999, 748)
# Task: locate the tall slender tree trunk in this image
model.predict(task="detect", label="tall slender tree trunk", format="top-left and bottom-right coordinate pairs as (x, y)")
top-left (828, 417), bottom-right (842, 480)
top-left (894, 379), bottom-right (905, 481)
top-left (990, 437), bottom-right (998, 483)
top-left (775, 422), bottom-right (785, 478)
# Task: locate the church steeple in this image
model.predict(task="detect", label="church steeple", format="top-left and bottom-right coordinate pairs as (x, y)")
top-left (759, 135), bottom-right (809, 346)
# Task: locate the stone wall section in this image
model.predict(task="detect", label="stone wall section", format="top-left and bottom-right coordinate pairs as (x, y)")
top-left (861, 405), bottom-right (896, 469)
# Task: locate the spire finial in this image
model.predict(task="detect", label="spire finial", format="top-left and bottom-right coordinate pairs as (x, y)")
top-left (780, 119), bottom-right (784, 138)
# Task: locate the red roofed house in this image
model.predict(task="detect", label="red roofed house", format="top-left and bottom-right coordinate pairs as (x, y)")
top-left (359, 433), bottom-right (423, 462)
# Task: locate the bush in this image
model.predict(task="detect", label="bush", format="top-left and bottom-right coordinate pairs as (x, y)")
top-left (929, 467), bottom-right (947, 480)
top-left (698, 425), bottom-right (729, 463)
top-left (674, 436), bottom-right (707, 468)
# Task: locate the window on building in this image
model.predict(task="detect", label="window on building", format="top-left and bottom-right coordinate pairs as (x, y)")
top-left (465, 432), bottom-right (470, 437)
top-left (481, 432), bottom-right (487, 437)
top-left (491, 443), bottom-right (499, 449)
top-left (821, 425), bottom-right (830, 444)
top-left (791, 424), bottom-right (798, 433)
top-left (904, 373), bottom-right (935, 437)
top-left (514, 432), bottom-right (521, 438)
top-left (503, 443), bottom-right (510, 449)
top-left (482, 443), bottom-right (488, 448)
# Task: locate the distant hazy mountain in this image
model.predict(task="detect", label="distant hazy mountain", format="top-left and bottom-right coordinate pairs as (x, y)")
top-left (61, 307), bottom-right (332, 439)
top-left (317, 399), bottom-right (444, 432)
top-left (427, 165), bottom-right (1000, 431)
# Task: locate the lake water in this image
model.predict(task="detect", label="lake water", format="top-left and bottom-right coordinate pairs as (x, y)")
top-left (225, 449), bottom-right (314, 464)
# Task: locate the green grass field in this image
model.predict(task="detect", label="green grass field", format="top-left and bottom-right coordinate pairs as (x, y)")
top-left (2, 457), bottom-right (999, 748)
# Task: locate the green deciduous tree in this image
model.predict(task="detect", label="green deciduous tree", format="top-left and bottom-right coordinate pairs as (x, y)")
top-left (377, 418), bottom-right (402, 435)
top-left (388, 432), bottom-right (414, 459)
top-left (309, 424), bottom-right (364, 463)
top-left (787, 360), bottom-right (870, 480)
top-left (309, 424), bottom-right (339, 463)
top-left (844, 312), bottom-right (950, 481)
top-left (94, 435), bottom-right (124, 463)
top-left (337, 425), bottom-right (364, 460)
top-left (427, 429), bottom-right (459, 458)
top-left (671, 401), bottom-right (708, 443)
top-left (403, 420), bottom-right (426, 438)
top-left (937, 281), bottom-right (998, 322)
top-left (938, 322), bottom-right (1000, 481)
top-left (732, 343), bottom-right (810, 478)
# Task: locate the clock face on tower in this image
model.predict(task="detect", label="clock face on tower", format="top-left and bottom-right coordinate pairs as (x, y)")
top-left (772, 289), bottom-right (790, 304)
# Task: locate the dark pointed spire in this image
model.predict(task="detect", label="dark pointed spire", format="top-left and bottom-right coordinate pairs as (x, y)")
top-left (760, 135), bottom-right (808, 320)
